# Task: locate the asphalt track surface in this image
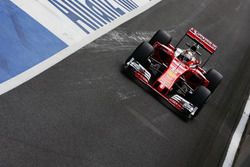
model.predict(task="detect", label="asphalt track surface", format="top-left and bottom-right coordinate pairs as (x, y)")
top-left (0, 0), bottom-right (250, 167)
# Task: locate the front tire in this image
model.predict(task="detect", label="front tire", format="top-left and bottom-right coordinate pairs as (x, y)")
top-left (188, 86), bottom-right (211, 117)
top-left (125, 42), bottom-right (153, 67)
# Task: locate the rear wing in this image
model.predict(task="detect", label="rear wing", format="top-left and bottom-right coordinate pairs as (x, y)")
top-left (186, 28), bottom-right (217, 54)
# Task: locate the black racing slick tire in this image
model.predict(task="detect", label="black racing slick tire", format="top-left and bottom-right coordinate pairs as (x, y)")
top-left (205, 69), bottom-right (223, 92)
top-left (188, 86), bottom-right (211, 117)
top-left (125, 42), bottom-right (153, 67)
top-left (149, 30), bottom-right (172, 46)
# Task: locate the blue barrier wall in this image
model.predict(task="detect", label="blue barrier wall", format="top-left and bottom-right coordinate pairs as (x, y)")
top-left (0, 0), bottom-right (67, 83)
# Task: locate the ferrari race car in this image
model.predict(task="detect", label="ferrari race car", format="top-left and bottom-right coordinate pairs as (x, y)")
top-left (124, 28), bottom-right (223, 119)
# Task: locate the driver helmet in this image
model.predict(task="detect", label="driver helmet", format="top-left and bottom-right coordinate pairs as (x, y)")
top-left (179, 51), bottom-right (192, 63)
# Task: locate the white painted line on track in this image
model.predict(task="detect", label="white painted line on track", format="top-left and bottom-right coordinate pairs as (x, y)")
top-left (222, 96), bottom-right (250, 167)
top-left (0, 0), bottom-right (161, 95)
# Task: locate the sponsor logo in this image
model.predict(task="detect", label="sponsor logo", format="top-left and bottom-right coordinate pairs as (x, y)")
top-left (167, 70), bottom-right (177, 78)
top-left (49, 0), bottom-right (139, 34)
top-left (189, 28), bottom-right (217, 51)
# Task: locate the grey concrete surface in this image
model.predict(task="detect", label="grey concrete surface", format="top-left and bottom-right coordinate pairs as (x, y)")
top-left (0, 0), bottom-right (250, 167)
top-left (234, 120), bottom-right (250, 167)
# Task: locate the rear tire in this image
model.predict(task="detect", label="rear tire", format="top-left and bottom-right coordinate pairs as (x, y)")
top-left (149, 30), bottom-right (172, 46)
top-left (125, 42), bottom-right (153, 67)
top-left (205, 69), bottom-right (223, 92)
top-left (188, 86), bottom-right (211, 117)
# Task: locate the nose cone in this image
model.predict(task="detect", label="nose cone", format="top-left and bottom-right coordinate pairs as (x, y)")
top-left (157, 59), bottom-right (188, 90)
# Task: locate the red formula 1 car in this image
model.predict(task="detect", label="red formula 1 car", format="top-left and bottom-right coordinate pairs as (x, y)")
top-left (124, 28), bottom-right (223, 119)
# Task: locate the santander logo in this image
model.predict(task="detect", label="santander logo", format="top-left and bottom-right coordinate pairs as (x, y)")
top-left (189, 28), bottom-right (217, 51)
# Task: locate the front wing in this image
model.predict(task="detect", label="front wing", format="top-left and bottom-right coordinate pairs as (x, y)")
top-left (124, 58), bottom-right (198, 119)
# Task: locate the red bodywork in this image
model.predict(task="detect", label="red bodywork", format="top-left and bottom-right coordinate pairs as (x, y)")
top-left (151, 42), bottom-right (209, 93)
top-left (131, 39), bottom-right (210, 113)
top-left (125, 28), bottom-right (217, 116)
